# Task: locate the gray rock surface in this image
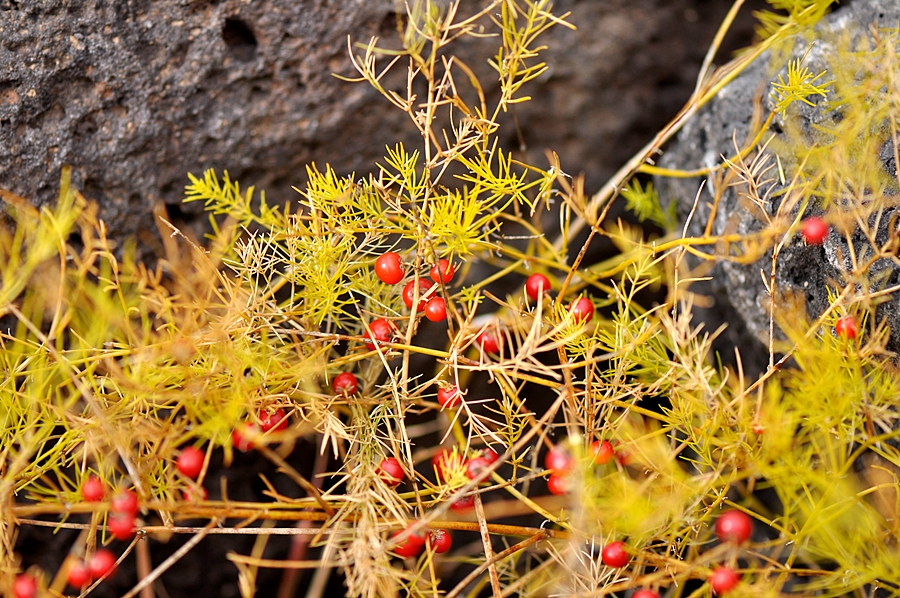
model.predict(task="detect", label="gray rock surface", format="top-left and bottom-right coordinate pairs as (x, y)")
top-left (0, 0), bottom-right (757, 256)
top-left (656, 0), bottom-right (900, 366)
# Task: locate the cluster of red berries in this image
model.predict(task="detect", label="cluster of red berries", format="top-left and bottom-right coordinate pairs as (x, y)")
top-left (374, 261), bottom-right (594, 358)
top-left (21, 477), bottom-right (145, 592)
top-left (379, 446), bottom-right (499, 486)
top-left (15, 546), bottom-right (120, 593)
top-left (66, 548), bottom-right (118, 589)
top-left (177, 446), bottom-right (208, 500)
top-left (704, 509), bottom-right (752, 594)
top-left (525, 273), bottom-right (595, 323)
top-left (108, 488), bottom-right (140, 541)
top-left (374, 448), bottom-right (461, 558)
top-left (798, 217), bottom-right (863, 342)
top-left (27, 460), bottom-right (240, 594)
top-left (574, 509), bottom-right (751, 596)
top-left (390, 523), bottom-right (453, 558)
top-left (540, 439), bottom-right (751, 595)
top-left (544, 439), bottom-right (621, 496)
top-left (375, 252), bottom-right (454, 324)
top-left (232, 407), bottom-right (289, 452)
top-left (469, 275), bottom-right (594, 360)
top-left (82, 477), bottom-right (140, 542)
top-left (430, 447), bottom-right (499, 511)
top-left (433, 447), bottom-right (499, 482)
top-left (538, 445), bottom-right (644, 596)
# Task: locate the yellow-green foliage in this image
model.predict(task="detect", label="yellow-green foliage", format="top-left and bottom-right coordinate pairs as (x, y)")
top-left (3, 1), bottom-right (900, 597)
top-left (769, 56), bottom-right (832, 116)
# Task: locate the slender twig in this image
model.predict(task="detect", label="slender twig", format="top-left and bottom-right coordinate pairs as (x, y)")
top-left (6, 303), bottom-right (145, 495)
top-left (120, 519), bottom-right (220, 598)
top-left (257, 446), bottom-right (335, 517)
top-left (228, 554), bottom-right (341, 569)
top-left (137, 540), bottom-right (154, 598)
top-left (445, 532), bottom-right (548, 598)
top-left (277, 435), bottom-right (331, 598)
top-left (15, 517), bottom-right (569, 539)
top-left (474, 493), bottom-right (502, 598)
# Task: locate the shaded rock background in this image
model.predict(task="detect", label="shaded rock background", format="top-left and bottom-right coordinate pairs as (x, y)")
top-left (0, 0), bottom-right (761, 251)
top-left (1, 0), bottom-right (767, 597)
top-left (656, 0), bottom-right (900, 374)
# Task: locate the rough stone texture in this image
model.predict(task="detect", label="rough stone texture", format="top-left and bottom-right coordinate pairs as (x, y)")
top-left (656, 0), bottom-right (900, 368)
top-left (0, 0), bottom-right (758, 254)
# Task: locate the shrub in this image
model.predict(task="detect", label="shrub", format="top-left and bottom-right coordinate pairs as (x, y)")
top-left (4, 1), bottom-right (899, 597)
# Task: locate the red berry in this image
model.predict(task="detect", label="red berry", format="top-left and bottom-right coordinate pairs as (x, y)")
top-left (183, 485), bottom-right (208, 502)
top-left (437, 384), bottom-right (461, 409)
top-left (108, 513), bottom-right (136, 541)
top-left (430, 259), bottom-right (455, 284)
top-left (111, 489), bottom-right (139, 517)
top-left (364, 318), bottom-right (395, 350)
top-left (835, 315), bottom-right (858, 339)
top-left (801, 216), bottom-right (829, 245)
top-left (591, 440), bottom-right (614, 465)
top-left (67, 560), bottom-right (91, 587)
top-left (544, 445), bottom-right (574, 474)
top-left (525, 273), bottom-right (551, 301)
top-left (481, 448), bottom-right (499, 464)
top-left (81, 475), bottom-right (106, 502)
top-left (375, 251), bottom-right (404, 284)
top-left (450, 495), bottom-right (475, 512)
top-left (633, 591), bottom-right (660, 598)
top-left (378, 457), bottom-right (405, 486)
top-left (547, 474), bottom-right (570, 495)
top-left (476, 327), bottom-right (502, 354)
top-left (466, 457), bottom-right (491, 480)
top-left (715, 509), bottom-right (753, 544)
top-left (601, 541), bottom-right (629, 568)
top-left (259, 408), bottom-right (289, 433)
top-left (88, 548), bottom-right (117, 580)
top-left (232, 422), bottom-right (258, 452)
top-left (428, 529), bottom-right (453, 553)
top-left (402, 279), bottom-right (431, 312)
top-left (390, 525), bottom-right (426, 558)
top-left (432, 449), bottom-right (465, 482)
top-left (176, 447), bottom-right (205, 479)
top-left (614, 442), bottom-right (632, 466)
top-left (569, 297), bottom-right (595, 324)
top-left (13, 574), bottom-right (38, 598)
top-left (424, 296), bottom-right (447, 322)
top-left (332, 372), bottom-right (359, 395)
top-left (710, 566), bottom-right (741, 595)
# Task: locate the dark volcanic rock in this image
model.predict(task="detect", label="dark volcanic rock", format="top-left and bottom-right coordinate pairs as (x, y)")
top-left (0, 0), bottom-right (756, 254)
top-left (656, 0), bottom-right (900, 366)
top-left (0, 0), bottom-right (397, 246)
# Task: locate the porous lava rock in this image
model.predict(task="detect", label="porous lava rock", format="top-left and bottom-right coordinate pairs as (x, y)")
top-left (656, 0), bottom-right (900, 369)
top-left (0, 0), bottom-right (754, 255)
